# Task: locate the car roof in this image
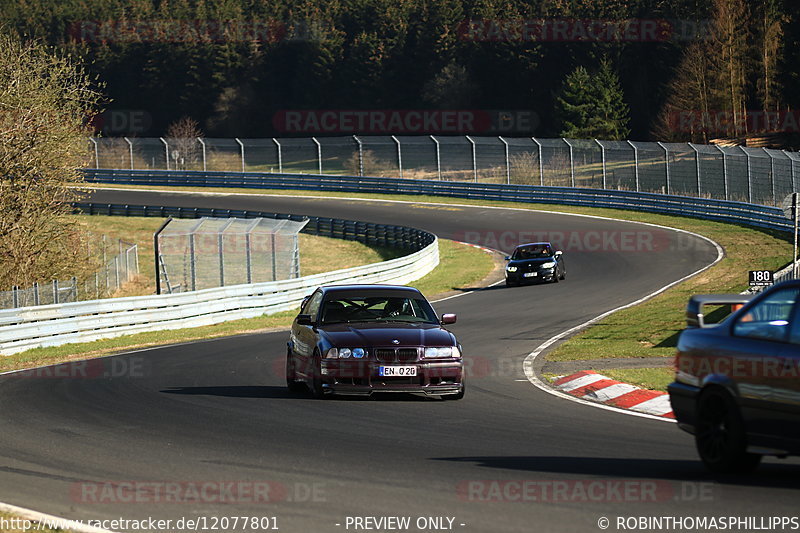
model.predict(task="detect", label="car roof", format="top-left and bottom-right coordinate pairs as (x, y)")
top-left (515, 242), bottom-right (552, 248)
top-left (319, 284), bottom-right (423, 294)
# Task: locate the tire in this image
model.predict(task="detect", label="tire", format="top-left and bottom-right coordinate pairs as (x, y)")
top-left (309, 350), bottom-right (327, 399)
top-left (559, 267), bottom-right (566, 280)
top-left (443, 383), bottom-right (465, 401)
top-left (551, 271), bottom-right (559, 283)
top-left (505, 279), bottom-right (517, 287)
top-left (286, 349), bottom-right (305, 393)
top-left (694, 388), bottom-right (761, 474)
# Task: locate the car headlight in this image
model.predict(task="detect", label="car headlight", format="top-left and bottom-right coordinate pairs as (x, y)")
top-left (424, 346), bottom-right (461, 358)
top-left (540, 261), bottom-right (556, 269)
top-left (506, 266), bottom-right (518, 272)
top-left (326, 347), bottom-right (366, 359)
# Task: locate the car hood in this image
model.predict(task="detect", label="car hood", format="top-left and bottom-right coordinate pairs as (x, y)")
top-left (508, 257), bottom-right (556, 267)
top-left (319, 322), bottom-right (456, 347)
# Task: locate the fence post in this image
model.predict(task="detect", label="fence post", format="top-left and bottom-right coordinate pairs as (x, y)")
top-left (160, 137), bottom-right (169, 171)
top-left (189, 232), bottom-right (197, 291)
top-left (532, 138), bottom-right (544, 186)
top-left (71, 277), bottom-right (77, 302)
top-left (466, 135), bottom-right (477, 182)
top-left (688, 143), bottom-right (702, 197)
top-left (245, 232), bottom-right (252, 284)
top-left (235, 138), bottom-right (245, 172)
top-left (498, 136), bottom-right (510, 184)
top-left (102, 234), bottom-right (108, 291)
top-left (89, 137), bottom-right (99, 169)
top-left (765, 148), bottom-right (776, 206)
top-left (197, 138), bottom-right (207, 172)
top-left (745, 148), bottom-right (753, 203)
top-left (657, 142), bottom-right (670, 194)
top-left (33, 282), bottom-right (39, 306)
top-left (627, 140), bottom-right (640, 192)
top-left (785, 150), bottom-right (798, 192)
top-left (218, 232), bottom-right (225, 287)
top-left (353, 135), bottom-right (364, 176)
top-left (595, 139), bottom-right (607, 189)
top-left (391, 135), bottom-right (403, 178)
top-left (312, 137), bottom-right (323, 174)
top-left (53, 279), bottom-right (59, 304)
top-left (430, 135), bottom-right (441, 180)
top-left (563, 138), bottom-right (575, 187)
top-left (12, 286), bottom-right (18, 308)
top-left (273, 138), bottom-right (282, 173)
top-left (715, 145), bottom-right (728, 200)
top-left (271, 233), bottom-right (277, 281)
top-left (124, 137), bottom-right (134, 169)
top-left (114, 256), bottom-right (120, 290)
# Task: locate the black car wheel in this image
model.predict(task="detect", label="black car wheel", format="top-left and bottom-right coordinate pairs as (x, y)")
top-left (559, 267), bottom-right (566, 280)
top-left (551, 271), bottom-right (559, 283)
top-left (286, 349), bottom-right (305, 393)
top-left (309, 350), bottom-right (327, 399)
top-left (505, 279), bottom-right (517, 287)
top-left (694, 388), bottom-right (761, 474)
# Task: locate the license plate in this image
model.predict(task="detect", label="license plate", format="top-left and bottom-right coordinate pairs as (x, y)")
top-left (379, 366), bottom-right (417, 377)
top-left (523, 272), bottom-right (538, 278)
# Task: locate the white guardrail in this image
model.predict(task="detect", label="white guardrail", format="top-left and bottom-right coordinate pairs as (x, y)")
top-left (0, 237), bottom-right (439, 355)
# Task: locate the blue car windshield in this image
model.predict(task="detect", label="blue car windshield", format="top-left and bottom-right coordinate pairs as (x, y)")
top-left (320, 296), bottom-right (438, 324)
top-left (512, 246), bottom-right (552, 260)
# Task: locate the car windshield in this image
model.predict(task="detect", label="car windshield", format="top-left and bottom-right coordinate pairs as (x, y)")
top-left (320, 295), bottom-right (438, 324)
top-left (512, 245), bottom-right (552, 260)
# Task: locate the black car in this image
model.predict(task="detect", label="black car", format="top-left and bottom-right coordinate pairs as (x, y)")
top-left (668, 280), bottom-right (800, 473)
top-left (286, 284), bottom-right (464, 399)
top-left (504, 242), bottom-right (565, 286)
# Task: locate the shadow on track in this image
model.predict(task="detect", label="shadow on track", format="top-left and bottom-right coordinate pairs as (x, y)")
top-left (161, 386), bottom-right (290, 398)
top-left (432, 456), bottom-right (800, 488)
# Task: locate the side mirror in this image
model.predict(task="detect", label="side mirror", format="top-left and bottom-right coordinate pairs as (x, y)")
top-left (554, 250), bottom-right (563, 257)
top-left (504, 256), bottom-right (511, 261)
top-left (296, 314), bottom-right (313, 326)
top-left (441, 313), bottom-right (457, 325)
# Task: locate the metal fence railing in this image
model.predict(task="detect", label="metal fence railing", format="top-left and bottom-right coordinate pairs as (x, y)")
top-left (0, 237), bottom-right (139, 310)
top-left (89, 136), bottom-right (800, 206)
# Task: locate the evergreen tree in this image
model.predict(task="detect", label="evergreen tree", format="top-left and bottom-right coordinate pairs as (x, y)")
top-left (556, 60), bottom-right (630, 139)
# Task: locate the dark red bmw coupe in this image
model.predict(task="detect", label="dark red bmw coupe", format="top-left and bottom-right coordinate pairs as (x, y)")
top-left (286, 285), bottom-right (464, 399)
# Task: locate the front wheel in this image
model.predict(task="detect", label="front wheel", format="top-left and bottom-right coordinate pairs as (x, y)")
top-left (694, 388), bottom-right (761, 474)
top-left (309, 350), bottom-right (327, 399)
top-left (286, 350), bottom-right (305, 393)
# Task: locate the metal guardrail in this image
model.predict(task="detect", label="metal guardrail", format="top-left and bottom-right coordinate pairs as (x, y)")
top-left (84, 168), bottom-right (794, 234)
top-left (0, 205), bottom-right (438, 355)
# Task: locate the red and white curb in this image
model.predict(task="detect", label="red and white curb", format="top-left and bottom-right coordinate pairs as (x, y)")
top-left (551, 370), bottom-right (674, 419)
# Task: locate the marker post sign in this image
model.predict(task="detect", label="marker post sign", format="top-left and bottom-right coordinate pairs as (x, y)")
top-left (782, 192), bottom-right (800, 278)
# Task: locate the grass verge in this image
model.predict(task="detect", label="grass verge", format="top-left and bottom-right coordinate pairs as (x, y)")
top-left (597, 367), bottom-right (675, 392)
top-left (0, 239), bottom-right (494, 373)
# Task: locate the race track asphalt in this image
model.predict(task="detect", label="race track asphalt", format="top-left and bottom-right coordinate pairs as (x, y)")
top-left (0, 188), bottom-right (797, 533)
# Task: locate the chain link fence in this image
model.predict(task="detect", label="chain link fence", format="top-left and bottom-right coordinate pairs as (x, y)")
top-left (155, 217), bottom-right (307, 294)
top-left (0, 237), bottom-right (139, 310)
top-left (90, 136), bottom-right (800, 206)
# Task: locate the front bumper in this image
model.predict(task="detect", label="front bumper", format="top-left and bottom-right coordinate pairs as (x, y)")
top-left (505, 268), bottom-right (556, 282)
top-left (667, 381), bottom-right (700, 434)
top-left (320, 359), bottom-right (464, 395)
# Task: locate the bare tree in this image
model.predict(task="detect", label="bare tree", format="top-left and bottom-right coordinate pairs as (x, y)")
top-left (0, 32), bottom-right (103, 290)
top-left (166, 116), bottom-right (203, 170)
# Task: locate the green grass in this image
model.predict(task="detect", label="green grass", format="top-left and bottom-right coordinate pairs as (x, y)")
top-left (0, 239), bottom-right (495, 373)
top-left (597, 367), bottom-right (675, 392)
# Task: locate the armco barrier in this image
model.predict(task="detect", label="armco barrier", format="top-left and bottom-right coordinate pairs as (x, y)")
top-left (83, 169), bottom-right (793, 234)
top-left (0, 207), bottom-right (438, 355)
